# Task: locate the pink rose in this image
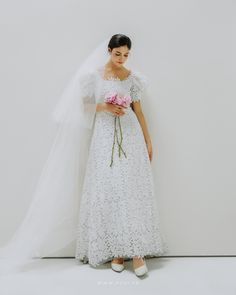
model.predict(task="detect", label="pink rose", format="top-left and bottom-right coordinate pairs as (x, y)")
top-left (104, 92), bottom-right (117, 104)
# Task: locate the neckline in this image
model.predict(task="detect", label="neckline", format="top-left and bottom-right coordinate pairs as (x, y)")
top-left (98, 66), bottom-right (132, 82)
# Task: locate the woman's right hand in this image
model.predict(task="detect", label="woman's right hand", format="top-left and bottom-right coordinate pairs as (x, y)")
top-left (103, 102), bottom-right (126, 116)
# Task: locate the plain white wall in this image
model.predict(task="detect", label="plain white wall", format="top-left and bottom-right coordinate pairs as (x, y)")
top-left (0, 0), bottom-right (235, 256)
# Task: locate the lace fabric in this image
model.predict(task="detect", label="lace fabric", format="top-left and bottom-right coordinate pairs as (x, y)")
top-left (79, 67), bottom-right (149, 104)
top-left (75, 69), bottom-right (168, 267)
top-left (75, 67), bottom-right (149, 133)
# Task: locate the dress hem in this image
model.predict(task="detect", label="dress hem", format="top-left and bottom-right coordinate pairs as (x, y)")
top-left (75, 247), bottom-right (168, 268)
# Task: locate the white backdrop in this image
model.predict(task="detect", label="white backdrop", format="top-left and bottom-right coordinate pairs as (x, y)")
top-left (0, 0), bottom-right (235, 256)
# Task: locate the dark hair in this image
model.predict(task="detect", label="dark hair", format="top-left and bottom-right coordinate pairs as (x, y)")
top-left (108, 34), bottom-right (132, 52)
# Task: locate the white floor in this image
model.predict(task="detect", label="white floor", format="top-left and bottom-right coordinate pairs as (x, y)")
top-left (0, 257), bottom-right (235, 295)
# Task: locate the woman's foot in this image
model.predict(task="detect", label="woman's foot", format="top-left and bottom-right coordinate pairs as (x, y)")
top-left (111, 257), bottom-right (124, 272)
top-left (132, 256), bottom-right (148, 277)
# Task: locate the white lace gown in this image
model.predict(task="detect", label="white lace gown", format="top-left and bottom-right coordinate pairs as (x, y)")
top-left (75, 67), bottom-right (168, 267)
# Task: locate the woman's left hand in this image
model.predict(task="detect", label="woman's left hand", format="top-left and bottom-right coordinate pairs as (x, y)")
top-left (146, 140), bottom-right (153, 162)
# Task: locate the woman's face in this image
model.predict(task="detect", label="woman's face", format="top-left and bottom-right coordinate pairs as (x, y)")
top-left (108, 45), bottom-right (130, 67)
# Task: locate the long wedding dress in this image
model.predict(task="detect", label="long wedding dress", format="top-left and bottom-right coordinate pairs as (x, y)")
top-left (75, 66), bottom-right (168, 267)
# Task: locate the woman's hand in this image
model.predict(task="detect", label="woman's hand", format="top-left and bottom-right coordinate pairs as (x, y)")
top-left (102, 102), bottom-right (126, 116)
top-left (146, 139), bottom-right (153, 162)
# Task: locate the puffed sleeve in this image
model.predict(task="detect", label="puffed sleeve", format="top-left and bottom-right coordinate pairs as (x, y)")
top-left (130, 71), bottom-right (149, 102)
top-left (79, 70), bottom-right (97, 129)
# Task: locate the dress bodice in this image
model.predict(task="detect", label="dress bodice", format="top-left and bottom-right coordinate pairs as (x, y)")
top-left (94, 67), bottom-right (136, 104)
top-left (79, 66), bottom-right (149, 104)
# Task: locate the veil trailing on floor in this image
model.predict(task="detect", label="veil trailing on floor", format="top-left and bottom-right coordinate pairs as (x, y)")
top-left (0, 36), bottom-right (159, 275)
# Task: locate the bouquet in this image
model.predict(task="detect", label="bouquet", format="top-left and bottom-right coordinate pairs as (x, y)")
top-left (104, 92), bottom-right (132, 167)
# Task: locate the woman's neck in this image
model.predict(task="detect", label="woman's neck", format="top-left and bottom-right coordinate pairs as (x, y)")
top-left (105, 60), bottom-right (124, 73)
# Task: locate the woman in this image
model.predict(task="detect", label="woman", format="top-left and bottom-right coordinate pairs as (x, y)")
top-left (74, 34), bottom-right (168, 277)
top-left (0, 34), bottom-right (168, 278)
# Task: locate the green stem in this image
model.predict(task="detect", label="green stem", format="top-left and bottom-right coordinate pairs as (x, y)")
top-left (110, 115), bottom-right (127, 167)
top-left (110, 116), bottom-right (117, 167)
top-left (115, 124), bottom-right (121, 157)
top-left (116, 117), bottom-right (127, 158)
top-left (118, 117), bottom-right (123, 156)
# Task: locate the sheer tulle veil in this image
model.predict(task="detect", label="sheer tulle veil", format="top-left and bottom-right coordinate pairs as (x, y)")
top-left (0, 36), bottom-right (158, 275)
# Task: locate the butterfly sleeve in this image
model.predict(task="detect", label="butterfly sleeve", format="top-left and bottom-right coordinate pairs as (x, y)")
top-left (130, 71), bottom-right (149, 102)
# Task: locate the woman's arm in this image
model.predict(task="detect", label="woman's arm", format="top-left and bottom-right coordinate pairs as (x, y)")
top-left (96, 102), bottom-right (106, 112)
top-left (131, 101), bottom-right (151, 144)
top-left (131, 101), bottom-right (153, 161)
top-left (96, 102), bottom-right (125, 116)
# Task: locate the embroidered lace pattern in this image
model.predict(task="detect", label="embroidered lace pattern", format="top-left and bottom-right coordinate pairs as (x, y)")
top-left (75, 69), bottom-right (168, 267)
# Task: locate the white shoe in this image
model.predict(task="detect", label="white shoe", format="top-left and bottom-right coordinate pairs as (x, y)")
top-left (111, 259), bottom-right (124, 272)
top-left (134, 259), bottom-right (148, 277)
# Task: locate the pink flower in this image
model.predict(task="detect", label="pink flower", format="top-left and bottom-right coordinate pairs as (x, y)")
top-left (122, 95), bottom-right (132, 107)
top-left (116, 94), bottom-right (123, 106)
top-left (104, 92), bottom-right (132, 107)
top-left (104, 92), bottom-right (117, 104)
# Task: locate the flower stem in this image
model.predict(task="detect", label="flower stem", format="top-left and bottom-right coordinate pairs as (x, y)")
top-left (116, 117), bottom-right (127, 158)
top-left (110, 116), bottom-right (117, 167)
top-left (110, 115), bottom-right (127, 167)
top-left (118, 117), bottom-right (126, 157)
